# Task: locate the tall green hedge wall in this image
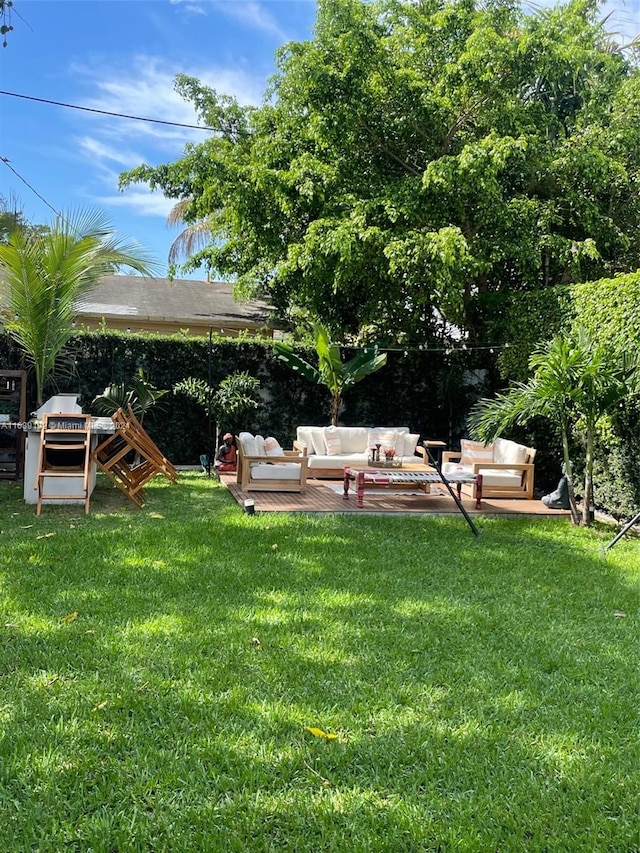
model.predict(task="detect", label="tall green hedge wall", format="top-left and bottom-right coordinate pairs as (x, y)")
top-left (0, 329), bottom-right (506, 469)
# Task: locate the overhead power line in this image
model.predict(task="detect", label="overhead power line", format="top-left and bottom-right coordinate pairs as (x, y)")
top-left (0, 89), bottom-right (215, 131)
top-left (1, 156), bottom-right (63, 220)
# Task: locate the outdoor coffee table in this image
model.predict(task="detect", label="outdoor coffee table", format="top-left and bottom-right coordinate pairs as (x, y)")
top-left (343, 466), bottom-right (483, 537)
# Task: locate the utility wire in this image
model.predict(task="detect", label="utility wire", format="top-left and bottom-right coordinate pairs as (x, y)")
top-left (0, 89), bottom-right (215, 131)
top-left (0, 156), bottom-right (63, 220)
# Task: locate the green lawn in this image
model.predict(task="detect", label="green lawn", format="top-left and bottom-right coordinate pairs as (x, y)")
top-left (0, 473), bottom-right (638, 852)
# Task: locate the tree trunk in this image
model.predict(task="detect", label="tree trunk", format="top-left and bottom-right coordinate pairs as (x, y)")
top-left (582, 425), bottom-right (594, 526)
top-left (330, 393), bottom-right (340, 426)
top-left (560, 419), bottom-right (580, 525)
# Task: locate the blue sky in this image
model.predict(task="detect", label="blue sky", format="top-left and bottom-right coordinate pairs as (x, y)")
top-left (0, 0), bottom-right (317, 277)
top-left (1, 0), bottom-right (639, 280)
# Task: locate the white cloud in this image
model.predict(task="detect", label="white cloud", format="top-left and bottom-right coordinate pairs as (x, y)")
top-left (71, 54), bottom-right (265, 148)
top-left (67, 54), bottom-right (269, 220)
top-left (169, 0), bottom-right (207, 14)
top-left (169, 0), bottom-right (287, 38)
top-left (96, 188), bottom-right (177, 219)
top-left (214, 1), bottom-right (287, 40)
top-left (76, 137), bottom-right (145, 170)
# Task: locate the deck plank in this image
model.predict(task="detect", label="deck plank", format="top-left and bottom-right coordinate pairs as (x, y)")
top-left (219, 474), bottom-right (570, 517)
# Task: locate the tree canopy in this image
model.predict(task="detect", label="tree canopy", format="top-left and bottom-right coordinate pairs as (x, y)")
top-left (120, 0), bottom-right (640, 344)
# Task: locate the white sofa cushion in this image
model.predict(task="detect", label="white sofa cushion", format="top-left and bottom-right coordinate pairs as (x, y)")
top-left (296, 427), bottom-right (314, 453)
top-left (296, 426), bottom-right (327, 454)
top-left (307, 453), bottom-right (367, 469)
top-left (310, 428), bottom-right (327, 454)
top-left (402, 433), bottom-right (420, 456)
top-left (337, 426), bottom-right (369, 454)
top-left (254, 434), bottom-right (266, 456)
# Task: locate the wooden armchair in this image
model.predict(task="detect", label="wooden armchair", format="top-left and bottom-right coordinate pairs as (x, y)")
top-left (236, 433), bottom-right (308, 492)
top-left (442, 438), bottom-right (536, 500)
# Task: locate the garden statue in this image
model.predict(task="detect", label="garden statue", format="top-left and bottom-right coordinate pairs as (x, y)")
top-left (541, 467), bottom-right (571, 510)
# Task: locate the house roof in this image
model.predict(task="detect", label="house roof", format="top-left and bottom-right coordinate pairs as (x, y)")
top-left (74, 275), bottom-right (276, 331)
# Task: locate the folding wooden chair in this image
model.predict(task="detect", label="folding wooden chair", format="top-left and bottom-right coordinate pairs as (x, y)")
top-left (36, 413), bottom-right (92, 515)
top-left (119, 406), bottom-right (178, 483)
top-left (91, 407), bottom-right (177, 507)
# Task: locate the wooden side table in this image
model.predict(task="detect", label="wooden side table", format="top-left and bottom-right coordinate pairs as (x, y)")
top-left (423, 440), bottom-right (446, 468)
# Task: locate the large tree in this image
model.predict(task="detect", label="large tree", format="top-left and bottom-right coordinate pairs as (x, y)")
top-left (120, 0), bottom-right (640, 344)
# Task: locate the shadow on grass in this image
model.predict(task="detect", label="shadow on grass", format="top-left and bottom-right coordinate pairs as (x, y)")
top-left (0, 473), bottom-right (639, 851)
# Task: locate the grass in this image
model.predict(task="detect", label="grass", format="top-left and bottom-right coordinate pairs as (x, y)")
top-left (0, 472), bottom-right (639, 852)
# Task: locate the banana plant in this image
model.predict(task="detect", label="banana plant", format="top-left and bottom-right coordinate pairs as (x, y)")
top-left (274, 324), bottom-right (387, 425)
top-left (92, 368), bottom-right (168, 425)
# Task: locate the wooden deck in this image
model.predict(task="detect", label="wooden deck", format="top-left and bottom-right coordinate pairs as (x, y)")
top-left (219, 474), bottom-right (571, 518)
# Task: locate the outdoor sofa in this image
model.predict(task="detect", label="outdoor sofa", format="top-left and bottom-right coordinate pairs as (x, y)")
top-left (293, 426), bottom-right (427, 479)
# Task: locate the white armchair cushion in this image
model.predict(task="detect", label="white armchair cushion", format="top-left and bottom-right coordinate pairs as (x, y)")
top-left (476, 468), bottom-right (525, 487)
top-left (238, 432), bottom-right (258, 457)
top-left (250, 463), bottom-right (303, 480)
top-left (254, 434), bottom-right (266, 456)
top-left (460, 439), bottom-right (494, 464)
top-left (494, 438), bottom-right (528, 465)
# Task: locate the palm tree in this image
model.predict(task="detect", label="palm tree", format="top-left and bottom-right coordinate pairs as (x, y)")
top-left (0, 209), bottom-right (156, 405)
top-left (274, 324), bottom-right (387, 425)
top-left (469, 329), bottom-right (639, 525)
top-left (167, 199), bottom-right (213, 274)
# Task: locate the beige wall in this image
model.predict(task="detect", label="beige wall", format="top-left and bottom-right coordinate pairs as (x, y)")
top-left (75, 317), bottom-right (275, 339)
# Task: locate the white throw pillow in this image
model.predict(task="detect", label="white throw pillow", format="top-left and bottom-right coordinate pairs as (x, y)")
top-left (254, 435), bottom-right (266, 456)
top-left (264, 436), bottom-right (284, 457)
top-left (238, 431), bottom-right (258, 457)
top-left (323, 426), bottom-right (342, 456)
top-left (460, 439), bottom-right (494, 464)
